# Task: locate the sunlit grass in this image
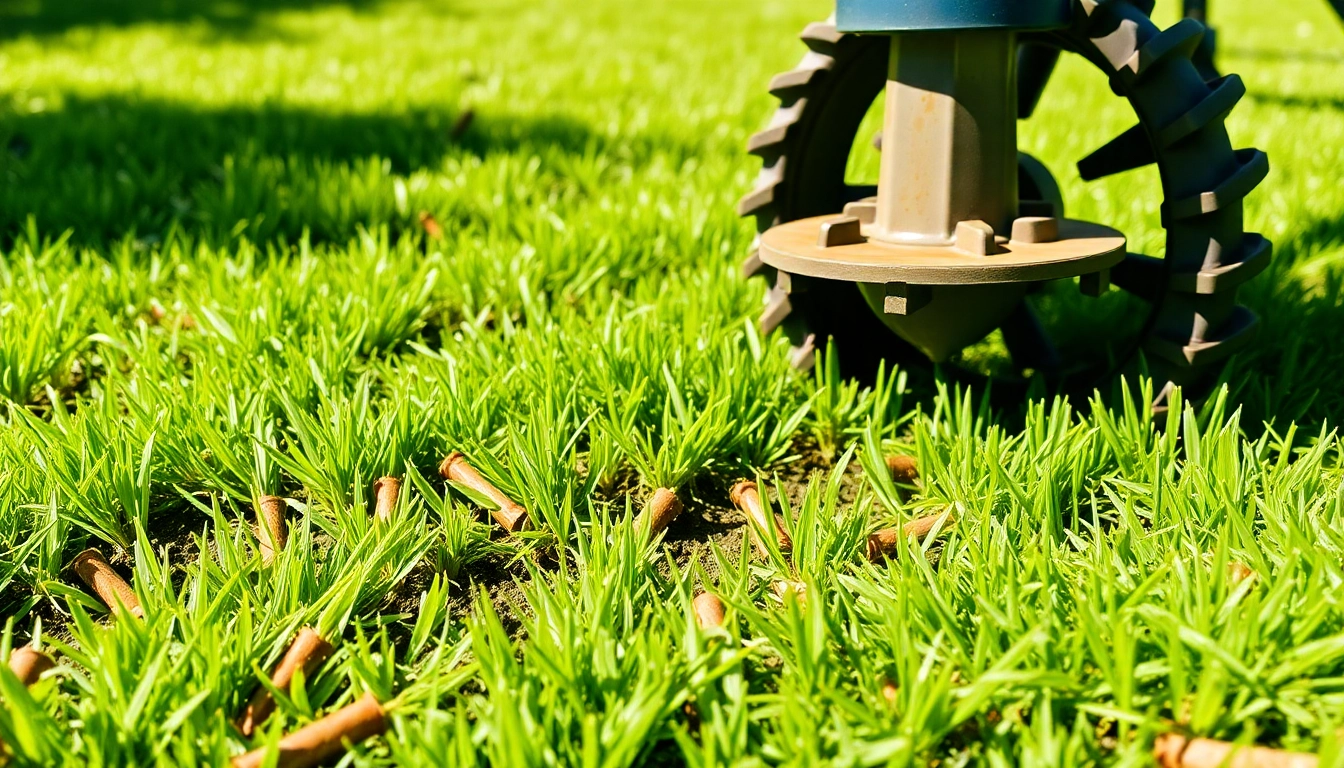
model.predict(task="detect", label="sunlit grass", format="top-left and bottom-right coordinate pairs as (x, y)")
top-left (0, 0), bottom-right (1341, 763)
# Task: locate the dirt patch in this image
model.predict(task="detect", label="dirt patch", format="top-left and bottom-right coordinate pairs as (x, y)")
top-left (142, 503), bottom-right (214, 575)
top-left (660, 477), bottom-right (750, 585)
top-left (443, 549), bottom-right (533, 637)
top-left (15, 441), bottom-right (869, 660)
top-left (0, 582), bottom-right (75, 646)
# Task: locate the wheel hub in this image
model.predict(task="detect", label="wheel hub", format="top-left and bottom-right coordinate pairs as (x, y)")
top-left (758, 214), bottom-right (1124, 361)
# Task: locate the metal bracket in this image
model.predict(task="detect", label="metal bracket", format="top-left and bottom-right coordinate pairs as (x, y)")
top-left (883, 282), bottom-right (932, 316)
top-left (817, 216), bottom-right (866, 247)
top-left (1080, 269), bottom-right (1111, 297)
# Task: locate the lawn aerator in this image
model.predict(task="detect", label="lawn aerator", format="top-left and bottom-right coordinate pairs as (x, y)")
top-left (741, 0), bottom-right (1270, 399)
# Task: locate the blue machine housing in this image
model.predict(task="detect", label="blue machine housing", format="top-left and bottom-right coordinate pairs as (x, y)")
top-left (836, 0), bottom-right (1073, 32)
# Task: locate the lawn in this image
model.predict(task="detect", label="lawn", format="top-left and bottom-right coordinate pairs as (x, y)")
top-left (1, 0), bottom-right (1344, 764)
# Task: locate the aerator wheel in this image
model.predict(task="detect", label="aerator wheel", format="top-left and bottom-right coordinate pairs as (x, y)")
top-left (739, 0), bottom-right (1269, 398)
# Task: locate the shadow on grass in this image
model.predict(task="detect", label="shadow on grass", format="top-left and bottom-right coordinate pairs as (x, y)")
top-left (1219, 207), bottom-right (1344, 428)
top-left (1284, 211), bottom-right (1344, 256)
top-left (0, 0), bottom-right (397, 41)
top-left (0, 94), bottom-right (715, 244)
top-left (1248, 91), bottom-right (1344, 112)
top-left (1222, 47), bottom-right (1344, 65)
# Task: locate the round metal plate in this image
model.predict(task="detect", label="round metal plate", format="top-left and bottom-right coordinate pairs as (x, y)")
top-left (758, 215), bottom-right (1126, 286)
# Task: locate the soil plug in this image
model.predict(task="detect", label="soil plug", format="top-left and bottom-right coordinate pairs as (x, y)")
top-left (239, 627), bottom-right (336, 737)
top-left (866, 510), bottom-right (956, 562)
top-left (256, 496), bottom-right (288, 565)
top-left (692, 592), bottom-right (726, 630)
top-left (1201, 554), bottom-right (1257, 585)
top-left (730, 481), bottom-right (792, 557)
top-left (637, 488), bottom-right (683, 536)
top-left (8, 647), bottom-right (54, 686)
top-left (1228, 562), bottom-right (1256, 583)
top-left (417, 211), bottom-right (444, 240)
top-left (0, 647), bottom-right (54, 757)
top-left (450, 108), bottom-right (475, 140)
top-left (439, 452), bottom-right (528, 532)
top-left (1153, 734), bottom-right (1318, 768)
top-left (886, 455), bottom-right (919, 486)
top-left (72, 549), bottom-right (143, 619)
top-left (373, 477), bottom-right (401, 522)
top-left (233, 692), bottom-right (387, 768)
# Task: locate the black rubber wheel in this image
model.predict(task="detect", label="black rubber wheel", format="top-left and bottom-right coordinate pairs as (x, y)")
top-left (739, 1), bottom-right (1269, 399)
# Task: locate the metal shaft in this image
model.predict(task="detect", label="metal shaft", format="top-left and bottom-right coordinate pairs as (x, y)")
top-left (872, 31), bottom-right (1019, 247)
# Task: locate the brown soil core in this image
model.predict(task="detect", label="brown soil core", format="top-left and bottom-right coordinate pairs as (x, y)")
top-left (373, 477), bottom-right (402, 522)
top-left (886, 455), bottom-right (920, 485)
top-left (239, 627), bottom-right (336, 737)
top-left (72, 549), bottom-right (143, 619)
top-left (638, 488), bottom-right (683, 536)
top-left (233, 692), bottom-right (387, 768)
top-left (1153, 734), bottom-right (1318, 768)
top-left (8, 647), bottom-right (54, 686)
top-left (440, 452), bottom-right (528, 532)
top-left (256, 496), bottom-right (288, 565)
top-left (692, 592), bottom-right (726, 629)
top-left (730, 481), bottom-right (792, 556)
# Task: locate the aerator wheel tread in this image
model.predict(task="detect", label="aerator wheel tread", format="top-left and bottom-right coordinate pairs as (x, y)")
top-left (1151, 75), bottom-right (1245, 149)
top-left (1161, 148), bottom-right (1268, 223)
top-left (737, 0), bottom-right (1269, 394)
top-left (1078, 123), bottom-right (1156, 181)
top-left (1125, 18), bottom-right (1206, 83)
top-left (737, 17), bottom-right (913, 376)
top-left (1049, 0), bottom-right (1270, 386)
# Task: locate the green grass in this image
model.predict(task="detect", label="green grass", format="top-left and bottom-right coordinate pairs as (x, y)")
top-left (0, 0), bottom-right (1343, 764)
